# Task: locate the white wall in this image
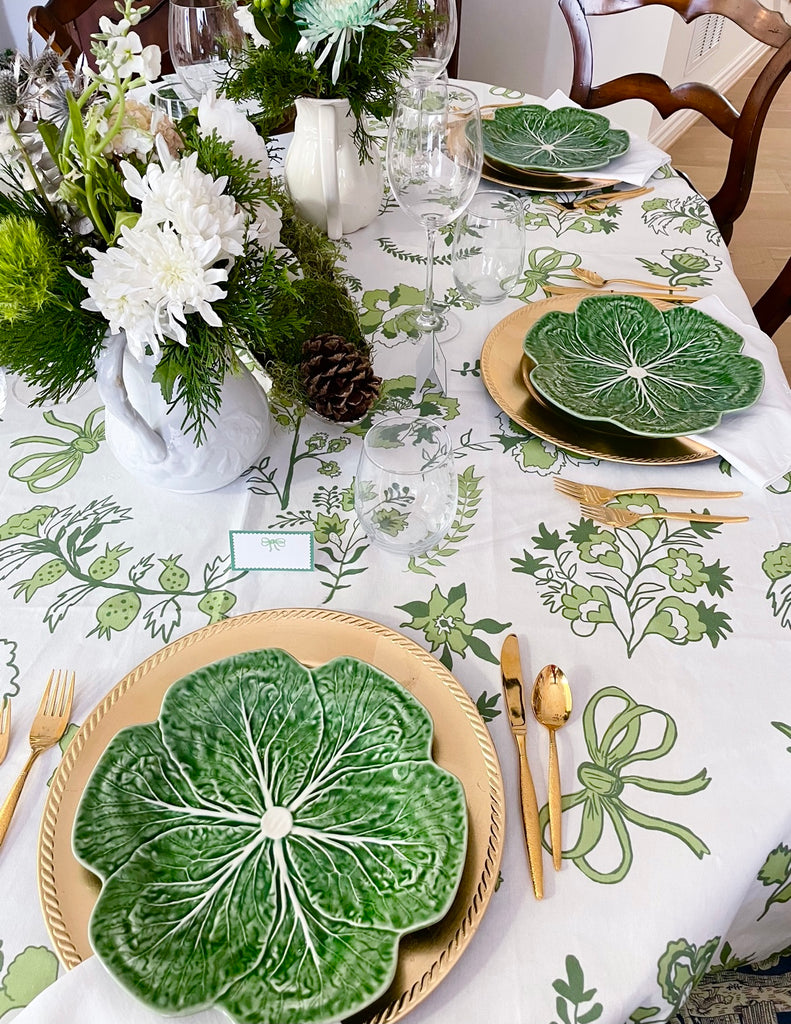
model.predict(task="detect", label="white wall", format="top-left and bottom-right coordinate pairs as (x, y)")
top-left (0, 2), bottom-right (29, 53)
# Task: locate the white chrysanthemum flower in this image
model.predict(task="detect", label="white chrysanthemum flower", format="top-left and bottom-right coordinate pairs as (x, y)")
top-left (198, 90), bottom-right (270, 179)
top-left (294, 0), bottom-right (401, 82)
top-left (122, 137), bottom-right (246, 258)
top-left (234, 5), bottom-right (269, 47)
top-left (82, 224), bottom-right (229, 356)
top-left (249, 199), bottom-right (282, 250)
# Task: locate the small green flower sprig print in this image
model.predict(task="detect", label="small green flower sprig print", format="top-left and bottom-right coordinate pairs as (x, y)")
top-left (397, 582), bottom-right (511, 670)
top-left (512, 496), bottom-right (733, 657)
top-left (549, 955), bottom-right (602, 1024)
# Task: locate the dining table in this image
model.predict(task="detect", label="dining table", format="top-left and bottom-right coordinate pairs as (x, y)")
top-left (2, 78), bottom-right (791, 1024)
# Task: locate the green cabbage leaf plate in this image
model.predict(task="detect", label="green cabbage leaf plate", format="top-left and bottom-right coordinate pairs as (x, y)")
top-left (481, 104), bottom-right (630, 172)
top-left (523, 295), bottom-right (765, 437)
top-left (73, 649), bottom-right (468, 1024)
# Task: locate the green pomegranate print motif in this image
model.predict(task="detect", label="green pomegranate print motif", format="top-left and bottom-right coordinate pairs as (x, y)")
top-left (641, 196), bottom-right (721, 245)
top-left (247, 403), bottom-right (352, 511)
top-left (762, 544), bottom-right (791, 628)
top-left (0, 640), bottom-right (19, 699)
top-left (538, 686), bottom-right (710, 883)
top-left (636, 247), bottom-right (722, 288)
top-left (408, 465), bottom-right (483, 577)
top-left (549, 955), bottom-right (602, 1024)
top-left (0, 943), bottom-right (59, 1019)
top-left (271, 484), bottom-right (369, 604)
top-left (512, 497), bottom-right (733, 657)
top-left (397, 582), bottom-right (511, 670)
top-left (0, 498), bottom-right (246, 641)
top-left (8, 408), bottom-right (105, 493)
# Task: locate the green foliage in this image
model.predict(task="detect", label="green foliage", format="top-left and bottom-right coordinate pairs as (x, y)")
top-left (0, 216), bottom-right (59, 321)
top-left (278, 189), bottom-right (348, 282)
top-left (0, 263), bottom-right (107, 404)
top-left (179, 124), bottom-right (272, 217)
top-left (225, 6), bottom-right (420, 158)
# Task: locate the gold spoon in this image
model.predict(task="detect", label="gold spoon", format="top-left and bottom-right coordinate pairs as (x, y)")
top-left (531, 665), bottom-right (573, 871)
top-left (572, 267), bottom-right (688, 292)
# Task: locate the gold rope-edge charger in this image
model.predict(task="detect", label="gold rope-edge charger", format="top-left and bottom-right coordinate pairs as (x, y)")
top-left (480, 292), bottom-right (718, 464)
top-left (38, 608), bottom-right (505, 1024)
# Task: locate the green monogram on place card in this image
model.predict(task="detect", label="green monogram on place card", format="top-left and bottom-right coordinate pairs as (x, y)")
top-left (229, 531), bottom-right (314, 571)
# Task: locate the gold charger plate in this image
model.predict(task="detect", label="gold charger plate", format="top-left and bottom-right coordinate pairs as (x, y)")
top-left (480, 293), bottom-right (718, 464)
top-left (39, 608), bottom-right (505, 1024)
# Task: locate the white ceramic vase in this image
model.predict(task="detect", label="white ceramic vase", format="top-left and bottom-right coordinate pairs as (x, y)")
top-left (95, 333), bottom-right (272, 493)
top-left (284, 97), bottom-right (383, 240)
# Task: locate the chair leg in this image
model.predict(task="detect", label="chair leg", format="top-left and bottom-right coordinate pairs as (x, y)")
top-left (753, 256), bottom-right (791, 338)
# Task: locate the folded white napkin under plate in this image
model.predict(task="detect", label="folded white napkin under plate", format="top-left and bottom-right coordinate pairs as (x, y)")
top-left (543, 90), bottom-right (670, 187)
top-left (684, 296), bottom-right (791, 489)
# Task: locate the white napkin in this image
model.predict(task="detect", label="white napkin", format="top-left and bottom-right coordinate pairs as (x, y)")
top-left (684, 296), bottom-right (791, 488)
top-left (12, 956), bottom-right (226, 1024)
top-left (543, 89), bottom-right (670, 186)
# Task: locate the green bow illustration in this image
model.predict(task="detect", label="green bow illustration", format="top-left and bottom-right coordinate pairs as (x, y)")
top-left (539, 686), bottom-right (710, 883)
top-left (9, 409), bottom-right (105, 493)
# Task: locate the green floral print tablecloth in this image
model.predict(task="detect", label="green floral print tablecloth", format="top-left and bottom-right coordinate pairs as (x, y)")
top-left (1, 81), bottom-right (791, 1024)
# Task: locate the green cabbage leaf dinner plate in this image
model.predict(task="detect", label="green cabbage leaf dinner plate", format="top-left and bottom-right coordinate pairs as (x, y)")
top-left (523, 295), bottom-right (765, 436)
top-left (481, 104), bottom-right (630, 172)
top-left (72, 649), bottom-right (468, 1024)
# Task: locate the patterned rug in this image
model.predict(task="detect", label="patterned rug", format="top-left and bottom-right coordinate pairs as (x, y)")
top-left (674, 949), bottom-right (791, 1024)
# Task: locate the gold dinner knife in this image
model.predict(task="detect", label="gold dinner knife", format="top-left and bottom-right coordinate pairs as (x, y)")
top-left (500, 634), bottom-right (544, 899)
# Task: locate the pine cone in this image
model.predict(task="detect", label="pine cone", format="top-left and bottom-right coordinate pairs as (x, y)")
top-left (301, 334), bottom-right (381, 423)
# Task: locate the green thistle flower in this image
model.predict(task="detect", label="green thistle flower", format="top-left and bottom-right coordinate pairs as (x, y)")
top-left (0, 216), bottom-right (59, 322)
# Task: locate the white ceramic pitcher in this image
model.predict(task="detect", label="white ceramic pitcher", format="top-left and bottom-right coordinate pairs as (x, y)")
top-left (284, 97), bottom-right (383, 239)
top-left (95, 333), bottom-right (272, 493)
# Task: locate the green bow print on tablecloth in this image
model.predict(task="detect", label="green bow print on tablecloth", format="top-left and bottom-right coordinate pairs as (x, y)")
top-left (538, 686), bottom-right (710, 883)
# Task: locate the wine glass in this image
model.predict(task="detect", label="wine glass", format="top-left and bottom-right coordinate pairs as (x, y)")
top-left (386, 82), bottom-right (483, 339)
top-left (168, 0), bottom-right (245, 101)
top-left (407, 0), bottom-right (458, 82)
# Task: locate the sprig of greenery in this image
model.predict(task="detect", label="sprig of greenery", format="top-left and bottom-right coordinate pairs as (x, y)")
top-left (179, 123), bottom-right (272, 217)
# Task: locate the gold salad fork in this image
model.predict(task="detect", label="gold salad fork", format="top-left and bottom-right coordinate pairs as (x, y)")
top-left (554, 477), bottom-right (743, 505)
top-left (0, 670), bottom-right (75, 848)
top-left (0, 698), bottom-right (9, 766)
top-left (580, 503), bottom-right (749, 529)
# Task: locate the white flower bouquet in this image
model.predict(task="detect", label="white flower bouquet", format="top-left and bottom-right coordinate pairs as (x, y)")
top-left (0, 1), bottom-right (369, 437)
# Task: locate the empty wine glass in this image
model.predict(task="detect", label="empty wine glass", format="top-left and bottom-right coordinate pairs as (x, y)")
top-left (452, 190), bottom-right (525, 304)
top-left (168, 0), bottom-right (244, 100)
top-left (407, 0), bottom-right (458, 82)
top-left (386, 82), bottom-right (483, 339)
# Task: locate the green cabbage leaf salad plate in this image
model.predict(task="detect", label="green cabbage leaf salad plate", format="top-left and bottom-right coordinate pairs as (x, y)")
top-left (72, 649), bottom-right (468, 1024)
top-left (523, 295), bottom-right (765, 437)
top-left (481, 104), bottom-right (630, 172)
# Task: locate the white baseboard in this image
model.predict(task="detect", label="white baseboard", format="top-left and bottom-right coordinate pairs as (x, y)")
top-left (648, 39), bottom-right (768, 149)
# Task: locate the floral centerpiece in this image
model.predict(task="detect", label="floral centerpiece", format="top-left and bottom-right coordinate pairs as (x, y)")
top-left (226, 0), bottom-right (424, 158)
top-left (0, 1), bottom-right (378, 444)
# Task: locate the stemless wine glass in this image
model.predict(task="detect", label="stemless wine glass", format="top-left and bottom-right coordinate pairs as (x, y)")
top-left (407, 0), bottom-right (458, 82)
top-left (168, 0), bottom-right (245, 100)
top-left (354, 414), bottom-right (458, 556)
top-left (451, 190), bottom-right (525, 304)
top-left (386, 82), bottom-right (483, 340)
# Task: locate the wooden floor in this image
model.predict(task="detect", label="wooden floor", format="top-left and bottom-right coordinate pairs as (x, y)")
top-left (665, 53), bottom-right (791, 381)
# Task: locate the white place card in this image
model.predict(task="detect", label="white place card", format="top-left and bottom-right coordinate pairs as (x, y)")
top-left (229, 530), bottom-right (314, 571)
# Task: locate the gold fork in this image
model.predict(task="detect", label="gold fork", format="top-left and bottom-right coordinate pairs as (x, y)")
top-left (580, 503), bottom-right (749, 529)
top-left (554, 477), bottom-right (743, 505)
top-left (0, 670), bottom-right (75, 848)
top-left (0, 698), bottom-right (9, 766)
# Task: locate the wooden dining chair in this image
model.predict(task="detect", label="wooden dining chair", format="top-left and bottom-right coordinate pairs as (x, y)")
top-left (28, 0), bottom-right (173, 75)
top-left (447, 0), bottom-right (463, 79)
top-left (558, 0), bottom-right (791, 246)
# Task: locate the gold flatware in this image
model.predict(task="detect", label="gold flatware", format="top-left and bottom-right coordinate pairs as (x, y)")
top-left (554, 477), bottom-right (743, 505)
top-left (500, 634), bottom-right (543, 899)
top-left (530, 666), bottom-right (572, 871)
top-left (581, 503), bottom-right (749, 528)
top-left (0, 670), bottom-right (74, 848)
top-left (0, 698), bottom-right (9, 766)
top-left (572, 266), bottom-right (686, 291)
top-left (543, 284), bottom-right (697, 303)
top-left (573, 186), bottom-right (653, 210)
